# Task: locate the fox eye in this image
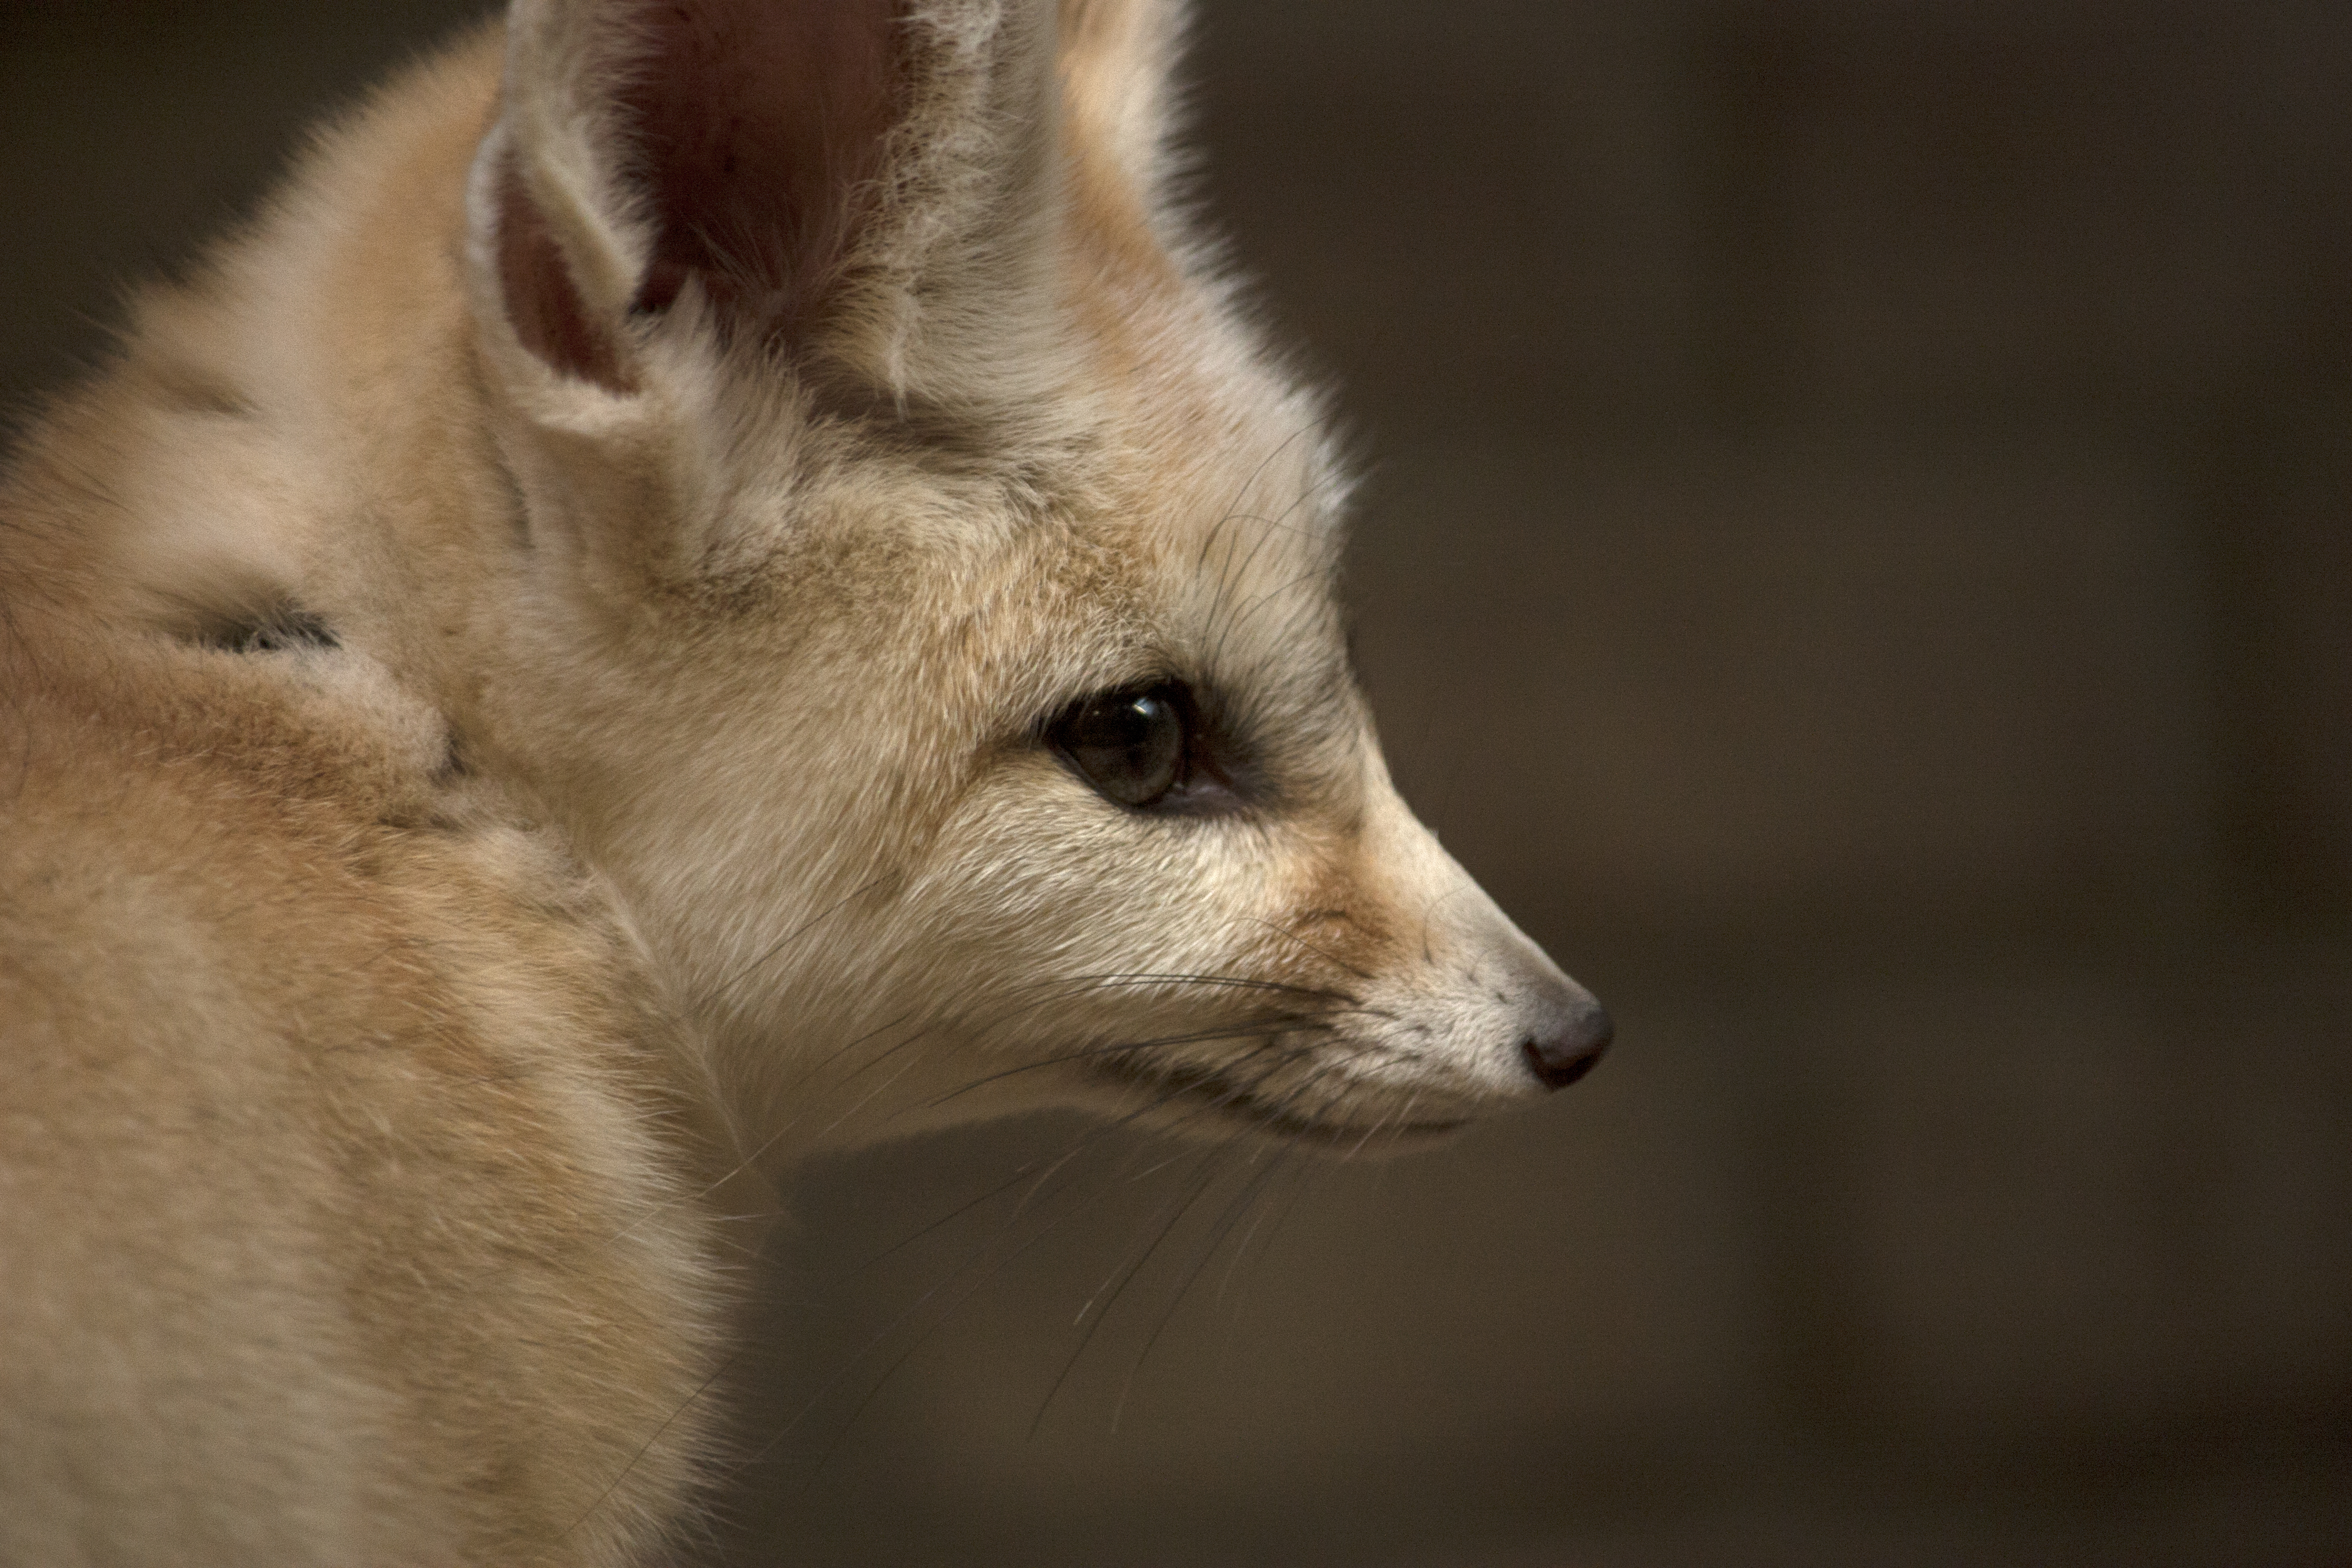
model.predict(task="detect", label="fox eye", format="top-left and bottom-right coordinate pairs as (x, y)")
top-left (1050, 685), bottom-right (1187, 809)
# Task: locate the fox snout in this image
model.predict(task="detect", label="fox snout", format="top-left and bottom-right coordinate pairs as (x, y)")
top-left (1512, 955), bottom-right (1615, 1091)
top-left (1417, 860), bottom-right (1612, 1098)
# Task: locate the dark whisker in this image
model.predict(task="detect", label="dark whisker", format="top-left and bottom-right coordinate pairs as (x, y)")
top-left (1243, 916), bottom-right (1378, 984)
top-left (726, 1119), bottom-right (1146, 1488)
top-left (789, 1068), bottom-right (1273, 1480)
top-left (1027, 1142), bottom-right (1231, 1440)
top-left (917, 1016), bottom-right (1324, 1111)
top-left (1197, 424), bottom-right (1313, 572)
top-left (710, 875), bottom-right (895, 1004)
top-left (830, 1070), bottom-right (1221, 1286)
top-left (1216, 1151), bottom-right (1308, 1314)
top-left (768, 1011), bottom-right (918, 1113)
top-left (1111, 1126), bottom-right (1309, 1431)
top-left (735, 1058), bottom-right (1282, 1491)
top-left (1014, 970), bottom-right (1361, 1006)
top-left (601, 1014), bottom-right (927, 1252)
top-left (1024, 1043), bottom-right (1313, 1438)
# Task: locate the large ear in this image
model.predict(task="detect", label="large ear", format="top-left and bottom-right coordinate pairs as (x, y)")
top-left (467, 0), bottom-right (1065, 402)
top-left (1057, 0), bottom-right (1192, 242)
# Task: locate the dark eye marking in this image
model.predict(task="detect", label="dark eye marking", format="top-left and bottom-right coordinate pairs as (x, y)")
top-left (1045, 681), bottom-right (1242, 814)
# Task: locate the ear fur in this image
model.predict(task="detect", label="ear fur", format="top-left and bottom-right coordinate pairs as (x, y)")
top-left (470, 0), bottom-right (1068, 404)
top-left (1058, 0), bottom-right (1192, 238)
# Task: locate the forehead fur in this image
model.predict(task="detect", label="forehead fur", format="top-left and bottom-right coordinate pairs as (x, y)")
top-left (699, 355), bottom-right (1353, 739)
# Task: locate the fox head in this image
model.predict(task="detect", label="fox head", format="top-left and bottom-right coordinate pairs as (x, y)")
top-left (447, 0), bottom-right (1609, 1162)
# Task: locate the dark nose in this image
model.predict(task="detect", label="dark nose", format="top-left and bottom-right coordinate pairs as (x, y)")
top-left (1522, 999), bottom-right (1613, 1090)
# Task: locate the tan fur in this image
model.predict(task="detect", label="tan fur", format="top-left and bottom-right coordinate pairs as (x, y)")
top-left (0, 3), bottom-right (1604, 1562)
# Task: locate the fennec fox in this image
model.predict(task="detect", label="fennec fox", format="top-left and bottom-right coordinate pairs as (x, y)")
top-left (0, 1), bottom-right (1611, 1562)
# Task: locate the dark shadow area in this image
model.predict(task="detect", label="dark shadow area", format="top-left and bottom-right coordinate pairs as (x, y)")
top-left (5, 2), bottom-right (2348, 1562)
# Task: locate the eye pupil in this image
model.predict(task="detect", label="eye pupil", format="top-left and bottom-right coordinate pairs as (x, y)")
top-left (1053, 687), bottom-right (1186, 808)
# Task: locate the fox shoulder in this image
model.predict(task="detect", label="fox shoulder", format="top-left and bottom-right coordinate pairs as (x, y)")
top-left (0, 610), bottom-right (727, 1564)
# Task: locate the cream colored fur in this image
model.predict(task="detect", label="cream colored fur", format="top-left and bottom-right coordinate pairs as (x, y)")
top-left (0, 2), bottom-right (1604, 1562)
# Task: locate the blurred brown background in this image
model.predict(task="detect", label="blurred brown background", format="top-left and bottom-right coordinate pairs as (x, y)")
top-left (6, 1), bottom-right (2349, 1562)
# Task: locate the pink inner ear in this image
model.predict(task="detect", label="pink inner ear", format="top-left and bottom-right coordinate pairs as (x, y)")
top-left (621, 0), bottom-right (904, 344)
top-left (498, 153), bottom-right (636, 393)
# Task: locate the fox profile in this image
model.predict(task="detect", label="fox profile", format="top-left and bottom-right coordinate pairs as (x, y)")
top-left (0, 1), bottom-right (1611, 1563)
